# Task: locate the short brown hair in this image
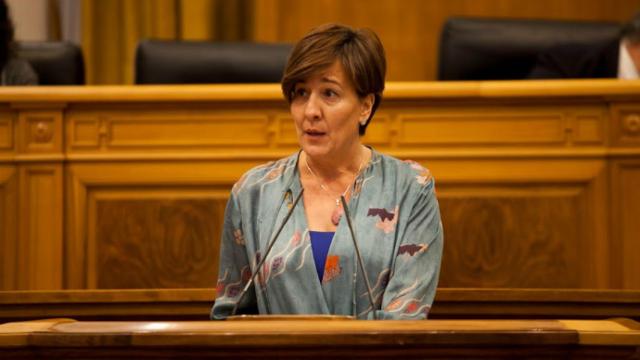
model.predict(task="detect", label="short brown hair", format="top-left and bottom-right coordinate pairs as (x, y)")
top-left (281, 23), bottom-right (386, 135)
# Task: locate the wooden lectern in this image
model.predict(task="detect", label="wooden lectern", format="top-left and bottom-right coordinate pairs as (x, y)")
top-left (0, 318), bottom-right (638, 359)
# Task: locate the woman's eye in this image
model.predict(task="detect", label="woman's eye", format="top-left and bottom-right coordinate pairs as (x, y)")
top-left (323, 89), bottom-right (338, 98)
top-left (293, 88), bottom-right (307, 98)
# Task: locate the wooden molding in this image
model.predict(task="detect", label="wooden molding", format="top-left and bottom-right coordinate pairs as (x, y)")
top-left (610, 160), bottom-right (640, 289)
top-left (0, 167), bottom-right (17, 290)
top-left (0, 80), bottom-right (637, 103)
top-left (17, 165), bottom-right (63, 290)
top-left (1, 288), bottom-right (639, 322)
top-left (0, 111), bottom-right (14, 151)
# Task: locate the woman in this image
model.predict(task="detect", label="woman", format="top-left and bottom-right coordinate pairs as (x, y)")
top-left (211, 23), bottom-right (442, 320)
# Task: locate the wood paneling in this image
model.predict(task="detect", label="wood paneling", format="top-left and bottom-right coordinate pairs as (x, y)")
top-left (611, 103), bottom-right (640, 147)
top-left (17, 110), bottom-right (63, 154)
top-left (393, 106), bottom-right (607, 146)
top-left (0, 81), bottom-right (638, 292)
top-left (1, 288), bottom-right (639, 322)
top-left (93, 197), bottom-right (224, 289)
top-left (399, 113), bottom-right (567, 145)
top-left (0, 111), bottom-right (13, 151)
top-left (4, 103), bottom-right (65, 290)
top-left (17, 165), bottom-right (63, 290)
top-left (0, 167), bottom-right (17, 290)
top-left (64, 101), bottom-right (292, 156)
top-left (252, 0), bottom-right (640, 81)
top-left (440, 187), bottom-right (583, 288)
top-left (611, 160), bottom-right (640, 289)
top-left (435, 159), bottom-right (608, 289)
top-left (65, 162), bottom-right (255, 289)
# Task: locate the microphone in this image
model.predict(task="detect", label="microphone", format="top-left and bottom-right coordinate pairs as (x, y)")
top-left (340, 195), bottom-right (378, 320)
top-left (230, 188), bottom-right (304, 317)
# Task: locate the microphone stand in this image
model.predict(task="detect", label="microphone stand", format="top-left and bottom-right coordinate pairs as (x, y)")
top-left (230, 189), bottom-right (304, 317)
top-left (340, 195), bottom-right (378, 320)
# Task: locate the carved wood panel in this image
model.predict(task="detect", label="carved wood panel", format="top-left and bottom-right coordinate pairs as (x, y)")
top-left (66, 107), bottom-right (283, 153)
top-left (438, 186), bottom-right (587, 288)
top-left (92, 196), bottom-right (225, 289)
top-left (385, 105), bottom-right (606, 149)
top-left (611, 103), bottom-right (640, 147)
top-left (18, 111), bottom-right (62, 154)
top-left (65, 161), bottom-right (254, 289)
top-left (424, 157), bottom-right (608, 289)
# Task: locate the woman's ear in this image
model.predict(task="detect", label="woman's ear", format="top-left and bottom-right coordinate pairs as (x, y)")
top-left (360, 94), bottom-right (375, 125)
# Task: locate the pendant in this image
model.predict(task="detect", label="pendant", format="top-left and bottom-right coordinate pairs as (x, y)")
top-left (331, 206), bottom-right (343, 226)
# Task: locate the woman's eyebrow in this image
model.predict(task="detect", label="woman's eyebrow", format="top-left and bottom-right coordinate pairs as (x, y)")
top-left (320, 77), bottom-right (341, 86)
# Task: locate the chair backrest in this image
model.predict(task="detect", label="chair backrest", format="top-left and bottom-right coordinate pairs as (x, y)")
top-left (135, 40), bottom-right (293, 84)
top-left (16, 42), bottom-right (85, 85)
top-left (438, 17), bottom-right (620, 80)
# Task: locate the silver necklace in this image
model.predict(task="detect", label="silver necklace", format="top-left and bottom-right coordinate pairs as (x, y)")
top-left (304, 151), bottom-right (366, 225)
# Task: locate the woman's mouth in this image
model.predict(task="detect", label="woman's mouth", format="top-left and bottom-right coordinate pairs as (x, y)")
top-left (304, 130), bottom-right (326, 137)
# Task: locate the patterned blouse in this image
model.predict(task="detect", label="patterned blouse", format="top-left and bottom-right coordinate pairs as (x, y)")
top-left (211, 149), bottom-right (443, 319)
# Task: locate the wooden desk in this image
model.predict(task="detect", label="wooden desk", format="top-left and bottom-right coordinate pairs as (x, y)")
top-left (1, 80), bottom-right (640, 291)
top-left (0, 318), bottom-right (638, 359)
top-left (1, 288), bottom-right (639, 323)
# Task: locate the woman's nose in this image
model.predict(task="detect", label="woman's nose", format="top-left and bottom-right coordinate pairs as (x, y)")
top-left (304, 93), bottom-right (321, 120)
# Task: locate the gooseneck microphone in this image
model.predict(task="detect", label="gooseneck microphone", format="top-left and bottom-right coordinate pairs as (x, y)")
top-left (230, 189), bottom-right (304, 317)
top-left (340, 195), bottom-right (378, 320)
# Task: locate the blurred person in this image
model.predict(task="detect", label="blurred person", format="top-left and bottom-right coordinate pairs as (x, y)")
top-left (0, 0), bottom-right (37, 85)
top-left (529, 13), bottom-right (640, 79)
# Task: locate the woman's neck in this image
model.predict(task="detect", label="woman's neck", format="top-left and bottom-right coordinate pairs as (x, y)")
top-left (303, 144), bottom-right (370, 181)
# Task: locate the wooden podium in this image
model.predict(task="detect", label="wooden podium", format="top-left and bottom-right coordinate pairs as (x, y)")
top-left (0, 318), bottom-right (638, 359)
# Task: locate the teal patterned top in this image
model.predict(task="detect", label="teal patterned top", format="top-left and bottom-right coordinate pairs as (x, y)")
top-left (211, 149), bottom-right (443, 320)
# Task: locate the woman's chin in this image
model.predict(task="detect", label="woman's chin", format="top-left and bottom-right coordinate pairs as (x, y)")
top-left (300, 143), bottom-right (331, 159)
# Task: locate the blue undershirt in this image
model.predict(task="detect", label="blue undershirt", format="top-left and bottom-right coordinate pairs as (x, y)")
top-left (309, 231), bottom-right (335, 282)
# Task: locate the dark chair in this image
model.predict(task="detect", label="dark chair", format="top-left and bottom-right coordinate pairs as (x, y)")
top-left (16, 42), bottom-right (85, 85)
top-left (135, 40), bottom-right (293, 84)
top-left (438, 17), bottom-right (620, 80)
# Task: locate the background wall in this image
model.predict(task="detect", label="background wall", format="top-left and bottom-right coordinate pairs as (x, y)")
top-left (7, 0), bottom-right (49, 41)
top-left (8, 0), bottom-right (81, 43)
top-left (5, 0), bottom-right (640, 83)
top-left (82, 0), bottom-right (250, 84)
top-left (252, 0), bottom-right (640, 81)
top-left (79, 0), bottom-right (640, 84)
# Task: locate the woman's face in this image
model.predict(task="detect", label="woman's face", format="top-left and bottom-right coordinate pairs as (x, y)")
top-left (290, 60), bottom-right (373, 159)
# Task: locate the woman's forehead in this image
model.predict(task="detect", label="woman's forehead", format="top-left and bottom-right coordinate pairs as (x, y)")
top-left (299, 60), bottom-right (352, 86)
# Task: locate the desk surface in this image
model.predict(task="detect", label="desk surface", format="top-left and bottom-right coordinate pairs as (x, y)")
top-left (0, 318), bottom-right (638, 359)
top-left (1, 79), bottom-right (640, 103)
